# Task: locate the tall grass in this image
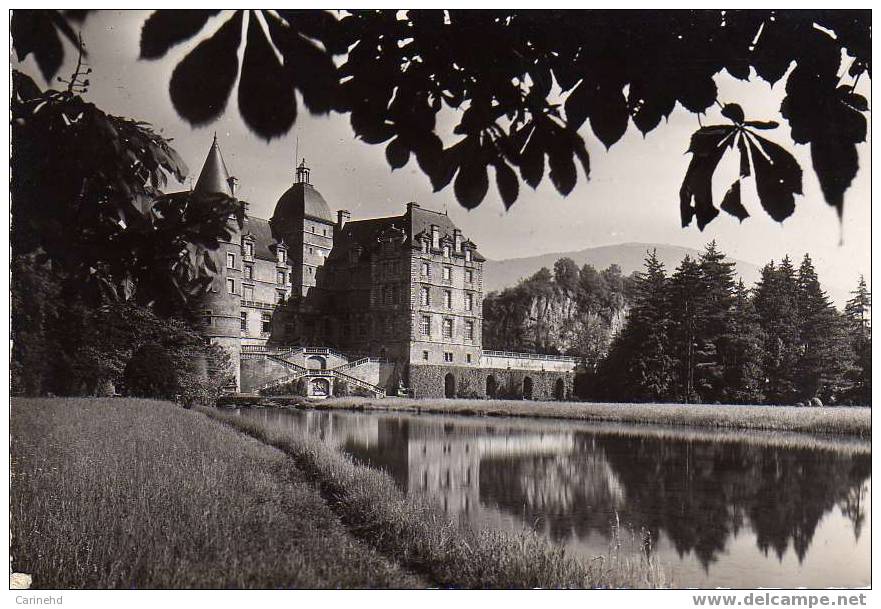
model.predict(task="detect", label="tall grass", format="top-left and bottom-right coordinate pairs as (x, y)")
top-left (10, 398), bottom-right (421, 589)
top-left (293, 397), bottom-right (871, 437)
top-left (199, 406), bottom-right (669, 588)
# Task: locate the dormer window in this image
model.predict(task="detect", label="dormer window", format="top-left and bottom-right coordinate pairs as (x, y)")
top-left (277, 248), bottom-right (286, 264)
top-left (465, 249), bottom-right (472, 262)
top-left (443, 245), bottom-right (451, 258)
top-left (242, 239), bottom-right (254, 258)
top-left (421, 239), bottom-right (429, 253)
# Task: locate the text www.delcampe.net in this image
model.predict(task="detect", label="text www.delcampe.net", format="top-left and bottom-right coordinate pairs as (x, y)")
top-left (693, 594), bottom-right (868, 608)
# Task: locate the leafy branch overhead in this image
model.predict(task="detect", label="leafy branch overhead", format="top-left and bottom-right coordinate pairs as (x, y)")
top-left (11, 10), bottom-right (871, 227)
top-left (11, 69), bottom-right (242, 311)
top-left (680, 104), bottom-right (804, 230)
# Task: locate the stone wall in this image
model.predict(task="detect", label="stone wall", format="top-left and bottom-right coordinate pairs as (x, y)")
top-left (408, 364), bottom-right (574, 400)
top-left (240, 356), bottom-right (292, 393)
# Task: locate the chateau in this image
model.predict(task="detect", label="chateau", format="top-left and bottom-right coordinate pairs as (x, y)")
top-left (193, 136), bottom-right (575, 399)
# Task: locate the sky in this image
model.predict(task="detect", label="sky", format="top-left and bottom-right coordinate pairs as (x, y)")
top-left (13, 9), bottom-right (871, 301)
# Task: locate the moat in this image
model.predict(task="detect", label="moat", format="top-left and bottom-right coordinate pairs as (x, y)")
top-left (240, 408), bottom-right (871, 588)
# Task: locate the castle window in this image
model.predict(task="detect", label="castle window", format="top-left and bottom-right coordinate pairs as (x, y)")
top-left (277, 271), bottom-right (285, 285)
top-left (465, 293), bottom-right (474, 311)
top-left (421, 316), bottom-right (431, 336)
top-left (276, 290), bottom-right (286, 304)
top-left (465, 249), bottom-right (472, 262)
top-left (203, 310), bottom-right (212, 326)
top-left (466, 353), bottom-right (472, 363)
top-left (443, 245), bottom-right (451, 258)
top-left (261, 313), bottom-right (271, 334)
top-left (308, 247), bottom-right (314, 255)
top-left (444, 290), bottom-right (452, 309)
top-left (420, 286), bottom-right (430, 306)
top-left (444, 352), bottom-right (453, 363)
top-left (421, 262), bottom-right (430, 277)
top-left (323, 228), bottom-right (327, 236)
top-left (244, 264), bottom-right (253, 280)
top-left (442, 266), bottom-right (452, 281)
top-left (465, 320), bottom-right (475, 341)
top-left (240, 312), bottom-right (247, 331)
top-left (443, 318), bottom-right (453, 339)
top-left (243, 285), bottom-right (254, 301)
top-left (422, 350), bottom-right (429, 361)
top-left (226, 278), bottom-right (236, 294)
top-left (311, 225), bottom-right (315, 234)
top-left (226, 252), bottom-right (236, 268)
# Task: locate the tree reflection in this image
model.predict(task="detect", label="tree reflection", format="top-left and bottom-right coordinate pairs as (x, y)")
top-left (479, 432), bottom-right (870, 568)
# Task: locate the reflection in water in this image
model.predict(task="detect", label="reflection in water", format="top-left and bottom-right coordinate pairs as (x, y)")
top-left (245, 408), bottom-right (870, 588)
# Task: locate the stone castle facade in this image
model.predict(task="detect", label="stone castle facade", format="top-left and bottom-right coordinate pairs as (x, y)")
top-left (193, 137), bottom-right (575, 399)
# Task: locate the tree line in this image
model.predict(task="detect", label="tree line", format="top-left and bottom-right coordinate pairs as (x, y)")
top-left (483, 243), bottom-right (870, 406)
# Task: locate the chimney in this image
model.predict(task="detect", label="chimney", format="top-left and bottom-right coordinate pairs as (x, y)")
top-left (431, 224), bottom-right (440, 250)
top-left (407, 201), bottom-right (420, 213)
top-left (227, 176), bottom-right (238, 197)
top-left (453, 228), bottom-right (462, 252)
top-left (337, 209), bottom-right (351, 229)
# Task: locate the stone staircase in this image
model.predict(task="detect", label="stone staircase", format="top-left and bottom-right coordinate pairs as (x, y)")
top-left (250, 346), bottom-right (386, 397)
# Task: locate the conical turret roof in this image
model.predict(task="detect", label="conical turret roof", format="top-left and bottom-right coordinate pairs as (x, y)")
top-left (194, 134), bottom-right (233, 196)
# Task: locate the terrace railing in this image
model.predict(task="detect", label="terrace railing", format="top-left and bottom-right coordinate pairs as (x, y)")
top-left (482, 350), bottom-right (577, 363)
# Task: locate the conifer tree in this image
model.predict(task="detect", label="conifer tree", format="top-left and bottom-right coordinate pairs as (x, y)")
top-left (843, 275), bottom-right (871, 405)
top-left (668, 255), bottom-right (705, 402)
top-left (795, 254), bottom-right (850, 402)
top-left (599, 250), bottom-right (674, 402)
top-left (723, 280), bottom-right (766, 403)
top-left (696, 241), bottom-right (738, 402)
top-left (754, 257), bottom-right (801, 404)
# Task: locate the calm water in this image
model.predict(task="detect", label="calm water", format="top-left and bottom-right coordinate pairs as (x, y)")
top-left (241, 408), bottom-right (871, 588)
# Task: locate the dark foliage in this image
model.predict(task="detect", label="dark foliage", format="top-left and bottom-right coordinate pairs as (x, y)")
top-left (592, 245), bottom-right (865, 405)
top-left (11, 69), bottom-right (242, 312)
top-left (124, 343), bottom-right (180, 399)
top-left (10, 259), bottom-right (235, 401)
top-left (12, 10), bottom-right (868, 222)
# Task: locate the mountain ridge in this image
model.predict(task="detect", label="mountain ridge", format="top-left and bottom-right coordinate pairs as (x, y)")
top-left (482, 242), bottom-right (851, 307)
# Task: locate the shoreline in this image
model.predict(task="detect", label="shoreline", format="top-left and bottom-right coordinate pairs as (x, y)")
top-left (218, 395), bottom-right (872, 438)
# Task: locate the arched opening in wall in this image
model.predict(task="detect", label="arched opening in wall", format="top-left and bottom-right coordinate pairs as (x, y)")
top-left (306, 355), bottom-right (326, 370)
top-left (310, 377), bottom-right (330, 397)
top-left (523, 376), bottom-right (534, 400)
top-left (554, 378), bottom-right (565, 400)
top-left (444, 373), bottom-right (456, 398)
top-left (486, 375), bottom-right (498, 398)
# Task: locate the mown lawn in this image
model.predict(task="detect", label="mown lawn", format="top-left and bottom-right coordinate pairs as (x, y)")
top-left (10, 398), bottom-right (421, 589)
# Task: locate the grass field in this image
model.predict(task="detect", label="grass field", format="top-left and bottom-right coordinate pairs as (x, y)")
top-left (10, 398), bottom-right (421, 588)
top-left (262, 396), bottom-right (872, 437)
top-left (200, 405), bottom-right (668, 589)
top-left (11, 397), bottom-right (668, 589)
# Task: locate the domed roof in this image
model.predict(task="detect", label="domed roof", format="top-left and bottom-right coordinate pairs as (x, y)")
top-left (272, 160), bottom-right (334, 224)
top-left (275, 182), bottom-right (334, 224)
